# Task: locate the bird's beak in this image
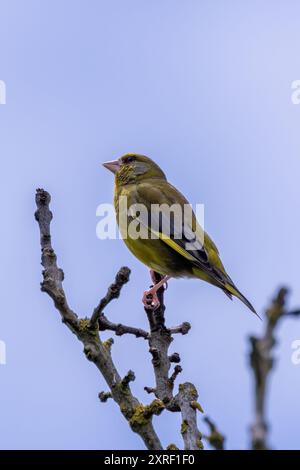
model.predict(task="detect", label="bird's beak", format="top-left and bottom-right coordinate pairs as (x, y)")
top-left (102, 159), bottom-right (121, 174)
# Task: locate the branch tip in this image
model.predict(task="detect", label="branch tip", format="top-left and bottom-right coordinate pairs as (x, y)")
top-left (144, 386), bottom-right (156, 395)
top-left (169, 352), bottom-right (181, 363)
top-left (121, 370), bottom-right (136, 387)
top-left (91, 267), bottom-right (131, 326)
top-left (98, 391), bottom-right (112, 403)
top-left (169, 365), bottom-right (183, 386)
top-left (169, 322), bottom-right (191, 335)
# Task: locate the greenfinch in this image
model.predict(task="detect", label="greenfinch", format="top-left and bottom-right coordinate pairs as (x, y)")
top-left (103, 153), bottom-right (256, 315)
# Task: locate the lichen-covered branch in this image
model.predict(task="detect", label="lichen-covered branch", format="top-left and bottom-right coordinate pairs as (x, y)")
top-left (144, 273), bottom-right (204, 450)
top-left (249, 287), bottom-right (300, 450)
top-left (35, 188), bottom-right (162, 450)
top-left (31, 189), bottom-right (300, 451)
top-left (175, 383), bottom-right (204, 450)
top-left (35, 188), bottom-right (209, 451)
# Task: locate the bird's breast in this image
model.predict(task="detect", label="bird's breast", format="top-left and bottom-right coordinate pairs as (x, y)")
top-left (113, 183), bottom-right (193, 277)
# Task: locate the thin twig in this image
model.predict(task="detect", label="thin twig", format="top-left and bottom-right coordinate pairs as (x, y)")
top-left (98, 313), bottom-right (149, 339)
top-left (90, 267), bottom-right (131, 327)
top-left (169, 322), bottom-right (191, 335)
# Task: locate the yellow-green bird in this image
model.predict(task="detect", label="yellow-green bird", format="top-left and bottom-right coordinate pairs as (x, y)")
top-left (103, 153), bottom-right (256, 315)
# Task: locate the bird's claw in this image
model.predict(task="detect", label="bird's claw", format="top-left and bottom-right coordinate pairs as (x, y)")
top-left (142, 290), bottom-right (160, 310)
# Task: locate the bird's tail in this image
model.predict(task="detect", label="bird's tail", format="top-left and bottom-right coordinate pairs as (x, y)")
top-left (192, 266), bottom-right (259, 318)
top-left (223, 282), bottom-right (260, 319)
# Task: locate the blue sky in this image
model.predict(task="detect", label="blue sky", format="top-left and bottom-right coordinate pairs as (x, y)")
top-left (0, 0), bottom-right (300, 449)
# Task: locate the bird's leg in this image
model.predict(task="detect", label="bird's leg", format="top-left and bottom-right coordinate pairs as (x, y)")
top-left (149, 269), bottom-right (157, 285)
top-left (150, 269), bottom-right (169, 289)
top-left (142, 274), bottom-right (171, 309)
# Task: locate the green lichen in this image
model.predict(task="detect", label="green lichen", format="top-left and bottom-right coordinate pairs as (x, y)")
top-left (166, 444), bottom-right (179, 450)
top-left (116, 383), bottom-right (131, 400)
top-left (120, 402), bottom-right (131, 418)
top-left (145, 399), bottom-right (165, 417)
top-left (129, 404), bottom-right (148, 430)
top-left (207, 431), bottom-right (225, 450)
top-left (78, 318), bottom-right (90, 331)
top-left (181, 419), bottom-right (189, 435)
top-left (103, 337), bottom-right (114, 351)
top-left (196, 437), bottom-right (204, 450)
top-left (120, 403), bottom-right (126, 412)
top-left (190, 400), bottom-right (204, 413)
top-left (178, 383), bottom-right (198, 400)
top-left (78, 317), bottom-right (100, 341)
top-left (129, 400), bottom-right (165, 430)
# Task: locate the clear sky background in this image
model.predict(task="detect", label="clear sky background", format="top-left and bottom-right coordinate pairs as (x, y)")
top-left (1, 0), bottom-right (300, 450)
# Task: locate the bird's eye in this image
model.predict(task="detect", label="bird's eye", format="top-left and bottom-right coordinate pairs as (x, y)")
top-left (123, 156), bottom-right (135, 164)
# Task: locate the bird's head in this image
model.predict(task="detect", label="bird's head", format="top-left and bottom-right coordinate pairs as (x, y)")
top-left (102, 154), bottom-right (166, 185)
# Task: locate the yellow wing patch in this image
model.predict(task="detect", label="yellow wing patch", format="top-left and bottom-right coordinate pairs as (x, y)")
top-left (148, 225), bottom-right (198, 264)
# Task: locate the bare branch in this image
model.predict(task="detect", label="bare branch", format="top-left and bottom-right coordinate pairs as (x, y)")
top-left (249, 287), bottom-right (300, 450)
top-left (35, 188), bottom-right (79, 331)
top-left (98, 313), bottom-right (149, 339)
top-left (35, 189), bottom-right (162, 450)
top-left (286, 309), bottom-right (300, 317)
top-left (98, 391), bottom-right (112, 403)
top-left (144, 273), bottom-right (203, 450)
top-left (121, 370), bottom-right (136, 387)
top-left (144, 386), bottom-right (156, 395)
top-left (203, 416), bottom-right (225, 450)
top-left (169, 365), bottom-right (183, 386)
top-left (91, 267), bottom-right (131, 327)
top-left (169, 322), bottom-right (191, 335)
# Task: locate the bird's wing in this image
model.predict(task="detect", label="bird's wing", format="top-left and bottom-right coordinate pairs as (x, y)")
top-left (130, 181), bottom-right (227, 284)
top-left (128, 180), bottom-right (257, 315)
